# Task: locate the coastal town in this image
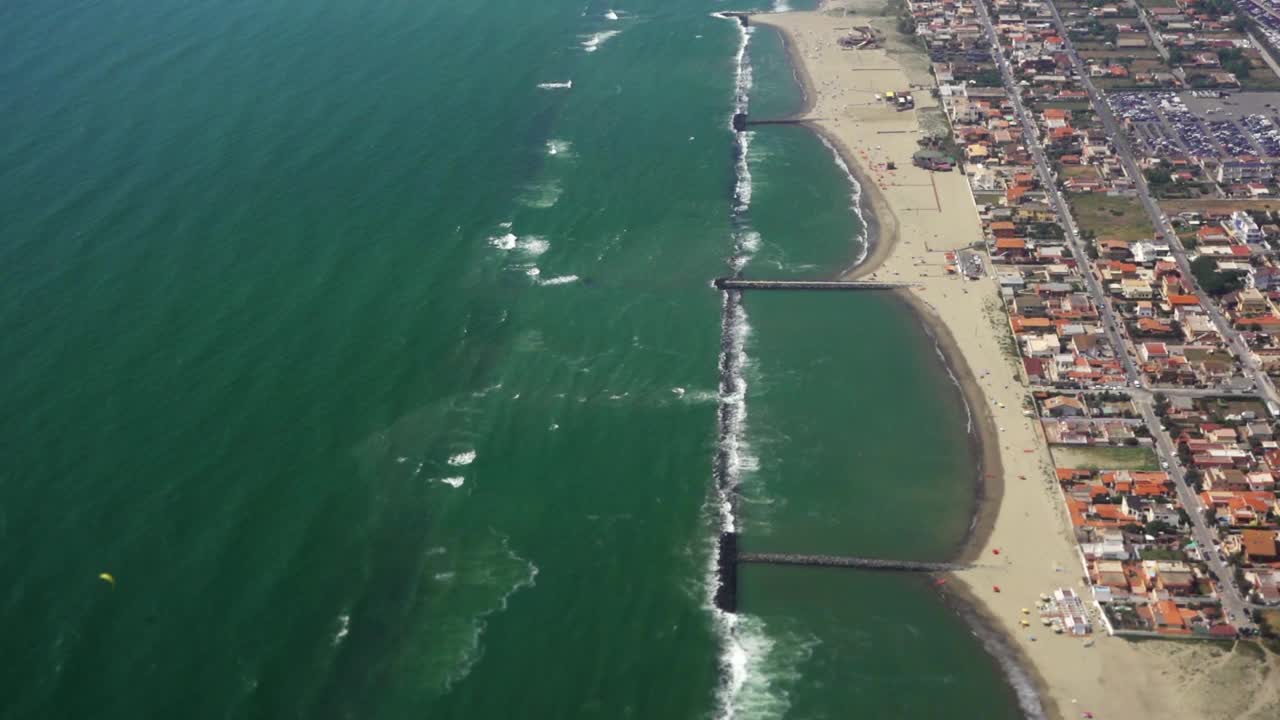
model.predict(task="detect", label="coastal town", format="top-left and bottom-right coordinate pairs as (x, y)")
top-left (901, 0), bottom-right (1280, 642)
top-left (755, 0), bottom-right (1280, 714)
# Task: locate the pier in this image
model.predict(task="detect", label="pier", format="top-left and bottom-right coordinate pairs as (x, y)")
top-left (713, 278), bottom-right (913, 291)
top-left (738, 553), bottom-right (967, 572)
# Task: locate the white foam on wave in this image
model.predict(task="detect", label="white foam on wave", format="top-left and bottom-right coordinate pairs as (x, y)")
top-left (490, 232), bottom-right (550, 256)
top-left (526, 266), bottom-right (542, 278)
top-left (734, 132), bottom-right (755, 214)
top-left (581, 30), bottom-right (621, 52)
top-left (538, 274), bottom-right (580, 286)
top-left (520, 236), bottom-right (550, 256)
top-left (438, 476), bottom-right (465, 488)
top-left (605, 10), bottom-right (619, 20)
top-left (536, 80), bottom-right (573, 89)
top-left (489, 232), bottom-right (518, 250)
top-left (546, 139), bottom-right (573, 157)
top-left (447, 450), bottom-right (476, 466)
top-left (816, 134), bottom-right (870, 267)
top-left (772, 0), bottom-right (792, 11)
top-left (332, 613), bottom-right (350, 647)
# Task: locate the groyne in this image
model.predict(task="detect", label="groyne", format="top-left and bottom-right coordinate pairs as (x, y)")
top-left (738, 552), bottom-right (967, 572)
top-left (713, 278), bottom-right (912, 290)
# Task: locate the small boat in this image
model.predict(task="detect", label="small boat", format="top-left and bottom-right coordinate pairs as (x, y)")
top-left (993, 585), bottom-right (1001, 593)
top-left (1082, 639), bottom-right (1095, 648)
top-left (1020, 619), bottom-right (1030, 627)
top-left (1039, 593), bottom-right (1050, 602)
top-left (1041, 618), bottom-right (1053, 626)
top-left (1021, 608), bottom-right (1030, 614)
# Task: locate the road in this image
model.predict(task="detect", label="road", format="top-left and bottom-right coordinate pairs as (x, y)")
top-left (1042, 0), bottom-right (1280, 414)
top-left (973, 0), bottom-right (1258, 632)
top-left (971, 0), bottom-right (1138, 385)
top-left (1135, 7), bottom-right (1172, 63)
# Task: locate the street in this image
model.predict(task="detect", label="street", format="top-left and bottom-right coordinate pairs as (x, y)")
top-left (972, 0), bottom-right (1259, 631)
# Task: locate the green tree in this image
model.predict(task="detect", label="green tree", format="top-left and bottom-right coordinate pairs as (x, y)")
top-left (1191, 255), bottom-right (1246, 295)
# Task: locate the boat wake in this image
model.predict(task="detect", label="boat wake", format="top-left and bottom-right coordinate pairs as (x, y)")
top-left (536, 80), bottom-right (573, 89)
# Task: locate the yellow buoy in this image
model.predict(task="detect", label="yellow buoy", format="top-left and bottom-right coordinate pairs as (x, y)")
top-left (98, 572), bottom-right (116, 588)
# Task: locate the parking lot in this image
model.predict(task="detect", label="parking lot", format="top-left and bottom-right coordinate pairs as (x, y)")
top-left (1107, 90), bottom-right (1280, 160)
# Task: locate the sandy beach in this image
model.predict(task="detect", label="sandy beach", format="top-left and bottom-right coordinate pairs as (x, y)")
top-left (753, 2), bottom-right (1280, 718)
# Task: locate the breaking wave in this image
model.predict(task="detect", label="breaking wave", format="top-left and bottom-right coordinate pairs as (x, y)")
top-left (447, 450), bottom-right (476, 466)
top-left (581, 30), bottom-right (621, 52)
top-left (816, 134), bottom-right (870, 268)
top-left (538, 274), bottom-right (580, 286)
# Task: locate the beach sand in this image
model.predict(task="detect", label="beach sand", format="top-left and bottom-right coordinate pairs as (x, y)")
top-left (753, 3), bottom-right (1278, 718)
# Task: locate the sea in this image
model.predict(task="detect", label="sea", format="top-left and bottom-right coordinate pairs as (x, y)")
top-left (0, 0), bottom-right (1026, 717)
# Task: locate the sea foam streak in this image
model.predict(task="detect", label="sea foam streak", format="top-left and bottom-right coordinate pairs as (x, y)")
top-left (432, 533), bottom-right (539, 694)
top-left (581, 30), bottom-right (621, 52)
top-left (536, 80), bottom-right (573, 89)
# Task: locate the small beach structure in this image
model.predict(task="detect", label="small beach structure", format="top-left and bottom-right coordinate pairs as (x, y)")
top-left (912, 149), bottom-right (953, 172)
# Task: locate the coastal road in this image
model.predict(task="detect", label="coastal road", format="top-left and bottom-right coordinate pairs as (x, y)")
top-left (977, 0), bottom-right (1258, 632)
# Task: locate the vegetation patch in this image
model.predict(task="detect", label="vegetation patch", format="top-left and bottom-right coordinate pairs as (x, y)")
top-left (1069, 193), bottom-right (1154, 243)
top-left (1050, 445), bottom-right (1161, 470)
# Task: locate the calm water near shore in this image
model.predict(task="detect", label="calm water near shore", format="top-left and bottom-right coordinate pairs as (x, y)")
top-left (1, 0), bottom-right (1019, 717)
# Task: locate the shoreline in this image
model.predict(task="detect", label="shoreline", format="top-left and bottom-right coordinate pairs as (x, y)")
top-left (751, 7), bottom-right (1067, 719)
top-left (755, 1), bottom-right (1001, 598)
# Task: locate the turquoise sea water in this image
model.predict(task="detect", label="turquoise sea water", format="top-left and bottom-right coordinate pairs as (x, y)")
top-left (1, 1), bottom-right (1023, 718)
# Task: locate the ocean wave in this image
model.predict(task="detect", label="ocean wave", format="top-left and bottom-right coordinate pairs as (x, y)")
top-left (447, 450), bottom-right (476, 466)
top-left (715, 614), bottom-right (818, 720)
top-left (605, 10), bottom-right (619, 21)
top-left (490, 232), bottom-right (550, 256)
top-left (772, 0), bottom-right (792, 11)
top-left (536, 80), bottom-right (573, 89)
top-left (816, 134), bottom-right (870, 267)
top-left (581, 30), bottom-right (621, 53)
top-left (538, 274), bottom-right (580, 286)
top-left (437, 476), bottom-right (465, 488)
top-left (519, 179), bottom-right (562, 208)
top-left (332, 613), bottom-right (350, 647)
top-left (519, 236), bottom-right (550, 256)
top-left (734, 131), bottom-right (755, 215)
top-left (546, 139), bottom-right (572, 157)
